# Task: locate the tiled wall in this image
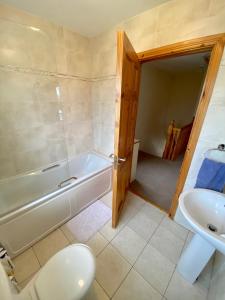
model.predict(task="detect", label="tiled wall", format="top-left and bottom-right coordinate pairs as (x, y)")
top-left (89, 0), bottom-right (225, 296)
top-left (89, 0), bottom-right (225, 197)
top-left (90, 78), bottom-right (116, 155)
top-left (0, 4), bottom-right (93, 179)
top-left (1, 1), bottom-right (224, 187)
top-left (89, 0), bottom-right (225, 163)
top-left (1, 0), bottom-right (225, 295)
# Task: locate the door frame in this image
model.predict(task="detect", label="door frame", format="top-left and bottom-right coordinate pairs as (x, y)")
top-left (135, 33), bottom-right (225, 218)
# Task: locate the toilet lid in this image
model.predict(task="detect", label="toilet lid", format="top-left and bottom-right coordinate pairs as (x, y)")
top-left (34, 244), bottom-right (95, 300)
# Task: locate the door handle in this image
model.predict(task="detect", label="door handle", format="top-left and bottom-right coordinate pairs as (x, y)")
top-left (118, 157), bottom-right (126, 163)
top-left (109, 154), bottom-right (126, 164)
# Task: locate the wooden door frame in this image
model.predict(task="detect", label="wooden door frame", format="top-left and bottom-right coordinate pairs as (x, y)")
top-left (136, 33), bottom-right (225, 218)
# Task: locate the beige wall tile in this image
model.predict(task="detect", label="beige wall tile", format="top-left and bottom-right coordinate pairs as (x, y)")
top-left (0, 5), bottom-right (93, 179)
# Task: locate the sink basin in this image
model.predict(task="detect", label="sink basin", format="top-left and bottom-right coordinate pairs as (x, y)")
top-left (177, 188), bottom-right (225, 283)
top-left (179, 188), bottom-right (225, 255)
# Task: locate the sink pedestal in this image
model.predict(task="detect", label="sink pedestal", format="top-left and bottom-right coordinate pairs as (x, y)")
top-left (177, 233), bottom-right (215, 284)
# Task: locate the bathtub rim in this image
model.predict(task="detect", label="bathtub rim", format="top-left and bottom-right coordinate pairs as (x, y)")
top-left (0, 152), bottom-right (113, 224)
top-left (0, 150), bottom-right (113, 184)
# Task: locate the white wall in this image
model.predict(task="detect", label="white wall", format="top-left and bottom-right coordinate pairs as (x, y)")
top-left (166, 70), bottom-right (205, 127)
top-left (135, 64), bottom-right (172, 157)
top-left (135, 64), bottom-right (205, 157)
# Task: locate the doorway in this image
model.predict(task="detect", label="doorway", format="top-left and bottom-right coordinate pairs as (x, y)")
top-left (130, 52), bottom-right (210, 212)
top-left (112, 32), bottom-right (225, 227)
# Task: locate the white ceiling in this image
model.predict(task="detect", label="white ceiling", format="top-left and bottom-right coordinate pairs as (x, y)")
top-left (147, 52), bottom-right (211, 73)
top-left (1, 0), bottom-right (169, 37)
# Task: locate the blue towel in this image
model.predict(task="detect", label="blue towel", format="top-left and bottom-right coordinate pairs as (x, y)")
top-left (195, 158), bottom-right (225, 192)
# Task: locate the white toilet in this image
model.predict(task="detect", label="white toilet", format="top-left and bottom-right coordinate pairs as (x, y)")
top-left (0, 244), bottom-right (96, 300)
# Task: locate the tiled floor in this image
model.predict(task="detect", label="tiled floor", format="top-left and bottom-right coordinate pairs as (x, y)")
top-left (13, 191), bottom-right (211, 299)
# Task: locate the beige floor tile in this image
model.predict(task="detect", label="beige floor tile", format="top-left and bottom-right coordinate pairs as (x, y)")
top-left (100, 219), bottom-right (125, 241)
top-left (140, 203), bottom-right (166, 224)
top-left (165, 270), bottom-right (207, 300)
top-left (134, 244), bottom-right (175, 294)
top-left (19, 272), bottom-right (37, 289)
top-left (100, 192), bottom-right (112, 208)
top-left (182, 230), bottom-right (194, 251)
top-left (127, 211), bottom-right (158, 241)
top-left (126, 192), bottom-right (146, 210)
top-left (149, 226), bottom-right (185, 264)
top-left (111, 226), bottom-right (147, 264)
top-left (60, 222), bottom-right (79, 243)
top-left (60, 201), bottom-right (111, 242)
top-left (96, 244), bottom-right (132, 297)
top-left (160, 217), bottom-right (189, 241)
top-left (119, 204), bottom-right (139, 224)
top-left (13, 248), bottom-right (40, 283)
top-left (83, 280), bottom-right (109, 300)
top-left (87, 232), bottom-right (108, 256)
top-left (195, 256), bottom-right (214, 292)
top-left (33, 229), bottom-right (69, 266)
top-left (113, 269), bottom-right (162, 300)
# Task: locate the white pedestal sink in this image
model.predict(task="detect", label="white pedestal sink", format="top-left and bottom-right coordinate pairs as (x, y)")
top-left (177, 188), bottom-right (225, 283)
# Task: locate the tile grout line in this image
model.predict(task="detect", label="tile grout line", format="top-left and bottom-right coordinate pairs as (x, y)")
top-left (18, 270), bottom-right (38, 288)
top-left (130, 215), bottom-right (166, 296)
top-left (95, 232), bottom-right (110, 257)
top-left (99, 204), bottom-right (142, 243)
top-left (162, 263), bottom-right (177, 298)
top-left (147, 228), bottom-right (186, 266)
top-left (31, 245), bottom-right (42, 268)
top-left (110, 266), bottom-right (133, 299)
top-left (133, 267), bottom-right (164, 298)
top-left (133, 214), bottom-right (166, 263)
top-left (110, 201), bottom-right (166, 267)
top-left (94, 277), bottom-right (112, 299)
top-left (109, 224), bottom-right (165, 297)
top-left (109, 213), bottom-right (166, 298)
top-left (94, 200), bottom-right (153, 298)
top-left (162, 228), bottom-right (192, 297)
top-left (14, 194), bottom-right (187, 298)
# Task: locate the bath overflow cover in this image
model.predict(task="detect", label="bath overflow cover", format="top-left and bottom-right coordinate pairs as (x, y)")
top-left (207, 224), bottom-right (218, 232)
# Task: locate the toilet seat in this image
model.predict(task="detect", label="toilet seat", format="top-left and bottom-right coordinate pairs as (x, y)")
top-left (33, 244), bottom-right (95, 300)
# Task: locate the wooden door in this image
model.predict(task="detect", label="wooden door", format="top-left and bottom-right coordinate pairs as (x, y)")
top-left (112, 31), bottom-right (141, 227)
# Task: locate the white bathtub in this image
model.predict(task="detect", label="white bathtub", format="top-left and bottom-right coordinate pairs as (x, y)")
top-left (0, 152), bottom-right (112, 257)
